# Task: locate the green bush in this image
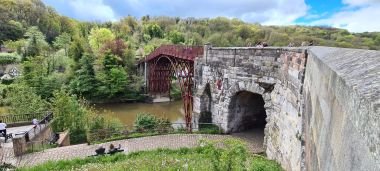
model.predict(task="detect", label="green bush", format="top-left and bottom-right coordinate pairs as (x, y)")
top-left (51, 90), bottom-right (123, 144)
top-left (3, 85), bottom-right (49, 115)
top-left (250, 155), bottom-right (283, 171)
top-left (134, 113), bottom-right (171, 132)
top-left (198, 124), bottom-right (220, 134)
top-left (0, 53), bottom-right (20, 64)
top-left (199, 138), bottom-right (248, 171)
top-left (170, 83), bottom-right (182, 100)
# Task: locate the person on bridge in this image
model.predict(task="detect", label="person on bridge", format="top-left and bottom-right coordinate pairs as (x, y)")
top-left (0, 120), bottom-right (7, 141)
top-left (32, 118), bottom-right (39, 129)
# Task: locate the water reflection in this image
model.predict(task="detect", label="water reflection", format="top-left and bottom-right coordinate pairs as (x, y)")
top-left (95, 100), bottom-right (185, 126)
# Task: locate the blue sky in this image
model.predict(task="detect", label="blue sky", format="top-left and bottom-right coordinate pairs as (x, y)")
top-left (42, 0), bottom-right (380, 32)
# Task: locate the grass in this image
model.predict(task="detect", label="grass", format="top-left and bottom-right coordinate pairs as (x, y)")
top-left (17, 139), bottom-right (283, 171)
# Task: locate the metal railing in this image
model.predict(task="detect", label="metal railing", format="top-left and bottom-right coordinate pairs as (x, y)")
top-left (0, 112), bottom-right (47, 124)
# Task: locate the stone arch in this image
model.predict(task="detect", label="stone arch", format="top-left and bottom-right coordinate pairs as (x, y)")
top-left (199, 83), bottom-right (212, 123)
top-left (227, 91), bottom-right (267, 133)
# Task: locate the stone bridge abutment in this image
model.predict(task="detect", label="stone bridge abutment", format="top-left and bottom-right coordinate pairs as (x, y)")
top-left (193, 45), bottom-right (380, 171)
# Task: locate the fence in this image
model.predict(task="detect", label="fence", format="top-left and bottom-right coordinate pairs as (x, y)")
top-left (87, 122), bottom-right (222, 144)
top-left (0, 112), bottom-right (47, 125)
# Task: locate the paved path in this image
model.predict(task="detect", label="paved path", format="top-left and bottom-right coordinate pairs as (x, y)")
top-left (6, 130), bottom-right (264, 167)
top-left (1, 125), bottom-right (34, 147)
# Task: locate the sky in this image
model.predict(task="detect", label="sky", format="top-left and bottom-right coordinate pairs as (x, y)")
top-left (42, 0), bottom-right (380, 33)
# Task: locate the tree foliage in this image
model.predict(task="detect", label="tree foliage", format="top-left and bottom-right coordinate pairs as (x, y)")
top-left (88, 28), bottom-right (115, 56)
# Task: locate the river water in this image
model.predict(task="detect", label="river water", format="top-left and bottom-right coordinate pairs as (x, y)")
top-left (95, 100), bottom-right (185, 126)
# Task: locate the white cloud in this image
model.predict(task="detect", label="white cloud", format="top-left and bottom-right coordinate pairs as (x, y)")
top-left (121, 0), bottom-right (308, 25)
top-left (69, 0), bottom-right (117, 21)
top-left (342, 0), bottom-right (380, 6)
top-left (310, 3), bottom-right (380, 32)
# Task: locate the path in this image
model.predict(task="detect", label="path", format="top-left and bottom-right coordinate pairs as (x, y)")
top-left (7, 131), bottom-right (264, 167)
top-left (1, 125), bottom-right (34, 147)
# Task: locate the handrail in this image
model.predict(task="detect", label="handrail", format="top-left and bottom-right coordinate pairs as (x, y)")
top-left (0, 112), bottom-right (48, 124)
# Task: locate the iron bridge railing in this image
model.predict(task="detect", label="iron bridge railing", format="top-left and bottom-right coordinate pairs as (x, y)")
top-left (0, 112), bottom-right (47, 124)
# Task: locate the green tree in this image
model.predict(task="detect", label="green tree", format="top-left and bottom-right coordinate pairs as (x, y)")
top-left (24, 26), bottom-right (49, 57)
top-left (168, 30), bottom-right (185, 44)
top-left (96, 51), bottom-right (128, 98)
top-left (4, 39), bottom-right (27, 55)
top-left (144, 24), bottom-right (163, 39)
top-left (53, 32), bottom-right (71, 56)
top-left (236, 25), bottom-right (253, 40)
top-left (51, 90), bottom-right (88, 144)
top-left (5, 85), bottom-right (49, 115)
top-left (88, 27), bottom-right (115, 56)
top-left (69, 54), bottom-right (97, 99)
top-left (68, 36), bottom-right (85, 70)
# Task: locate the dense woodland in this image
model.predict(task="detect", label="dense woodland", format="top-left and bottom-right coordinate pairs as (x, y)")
top-left (0, 0), bottom-right (379, 143)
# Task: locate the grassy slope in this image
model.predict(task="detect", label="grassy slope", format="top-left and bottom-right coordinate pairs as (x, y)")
top-left (18, 148), bottom-right (283, 171)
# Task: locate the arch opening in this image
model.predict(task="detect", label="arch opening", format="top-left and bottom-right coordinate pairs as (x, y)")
top-left (228, 91), bottom-right (267, 133)
top-left (199, 83), bottom-right (212, 123)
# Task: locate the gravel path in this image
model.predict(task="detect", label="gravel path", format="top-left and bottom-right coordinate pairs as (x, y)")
top-left (8, 130), bottom-right (264, 167)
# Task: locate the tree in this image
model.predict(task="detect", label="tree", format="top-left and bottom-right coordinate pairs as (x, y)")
top-left (96, 51), bottom-right (128, 99)
top-left (24, 26), bottom-right (48, 57)
top-left (100, 39), bottom-right (129, 66)
top-left (144, 24), bottom-right (163, 39)
top-left (69, 54), bottom-right (97, 99)
top-left (88, 27), bottom-right (115, 56)
top-left (97, 67), bottom-right (128, 99)
top-left (68, 36), bottom-right (85, 70)
top-left (0, 20), bottom-right (24, 44)
top-left (4, 39), bottom-right (27, 55)
top-left (236, 25), bottom-right (253, 40)
top-left (53, 32), bottom-right (71, 56)
top-left (5, 85), bottom-right (49, 115)
top-left (51, 90), bottom-right (87, 143)
top-left (209, 17), bottom-right (232, 32)
top-left (208, 33), bottom-right (229, 47)
top-left (20, 56), bottom-right (62, 99)
top-left (168, 30), bottom-right (185, 44)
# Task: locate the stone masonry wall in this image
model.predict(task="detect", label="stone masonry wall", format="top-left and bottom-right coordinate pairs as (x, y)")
top-left (193, 45), bottom-right (380, 171)
top-left (303, 47), bottom-right (380, 171)
top-left (193, 45), bottom-right (307, 171)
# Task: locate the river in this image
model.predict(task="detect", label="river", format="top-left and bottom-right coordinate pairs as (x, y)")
top-left (95, 100), bottom-right (185, 126)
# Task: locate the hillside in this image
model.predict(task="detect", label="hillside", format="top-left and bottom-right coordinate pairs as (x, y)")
top-left (1, 0), bottom-right (380, 53)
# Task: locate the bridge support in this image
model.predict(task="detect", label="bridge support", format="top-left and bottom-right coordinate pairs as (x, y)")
top-left (145, 45), bottom-right (203, 132)
top-left (148, 57), bottom-right (194, 131)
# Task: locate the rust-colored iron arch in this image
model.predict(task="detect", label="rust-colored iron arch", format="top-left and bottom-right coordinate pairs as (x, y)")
top-left (146, 45), bottom-right (203, 132)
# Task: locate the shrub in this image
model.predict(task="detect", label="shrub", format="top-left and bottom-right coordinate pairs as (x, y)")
top-left (198, 138), bottom-right (248, 171)
top-left (198, 124), bottom-right (220, 134)
top-left (51, 90), bottom-right (123, 144)
top-left (0, 53), bottom-right (20, 64)
top-left (250, 155), bottom-right (283, 171)
top-left (170, 83), bottom-right (182, 100)
top-left (4, 85), bottom-right (49, 115)
top-left (134, 113), bottom-right (171, 132)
